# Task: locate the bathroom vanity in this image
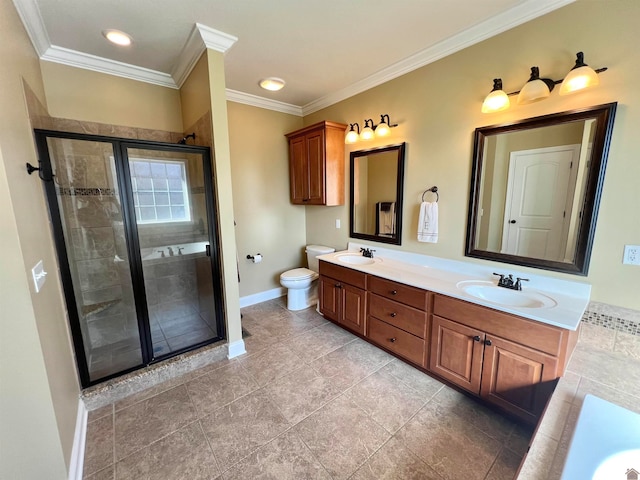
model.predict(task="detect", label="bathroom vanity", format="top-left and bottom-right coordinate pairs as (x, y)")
top-left (318, 244), bottom-right (586, 425)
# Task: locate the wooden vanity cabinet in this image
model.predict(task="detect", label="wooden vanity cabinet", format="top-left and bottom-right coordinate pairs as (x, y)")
top-left (285, 121), bottom-right (347, 206)
top-left (430, 294), bottom-right (573, 424)
top-left (366, 276), bottom-right (429, 367)
top-left (319, 261), bottom-right (367, 335)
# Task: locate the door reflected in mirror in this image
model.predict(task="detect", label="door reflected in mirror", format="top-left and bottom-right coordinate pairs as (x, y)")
top-left (466, 103), bottom-right (617, 275)
top-left (350, 143), bottom-right (405, 245)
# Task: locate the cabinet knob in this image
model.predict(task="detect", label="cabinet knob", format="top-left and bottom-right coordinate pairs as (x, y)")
top-left (473, 335), bottom-right (481, 342)
top-left (391, 290), bottom-right (397, 295)
top-left (390, 312), bottom-right (397, 318)
top-left (335, 283), bottom-right (342, 288)
top-left (484, 339), bottom-right (492, 346)
top-left (389, 337), bottom-right (396, 343)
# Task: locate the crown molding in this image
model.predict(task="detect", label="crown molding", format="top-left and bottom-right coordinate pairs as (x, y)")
top-left (226, 89), bottom-right (303, 116)
top-left (196, 23), bottom-right (238, 53)
top-left (171, 23), bottom-right (239, 88)
top-left (12, 0), bottom-right (50, 55)
top-left (41, 45), bottom-right (177, 88)
top-left (302, 0), bottom-right (576, 115)
top-left (172, 24), bottom-right (206, 88)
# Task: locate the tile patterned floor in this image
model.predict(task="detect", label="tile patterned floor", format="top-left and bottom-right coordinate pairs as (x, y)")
top-left (83, 298), bottom-right (532, 480)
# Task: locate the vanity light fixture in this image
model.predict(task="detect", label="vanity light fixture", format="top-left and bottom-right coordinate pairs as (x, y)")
top-left (102, 29), bottom-right (133, 46)
top-left (360, 119), bottom-right (376, 140)
top-left (481, 79), bottom-right (510, 113)
top-left (481, 51), bottom-right (608, 113)
top-left (344, 114), bottom-right (398, 143)
top-left (559, 52), bottom-right (600, 95)
top-left (517, 66), bottom-right (556, 104)
top-left (345, 123), bottom-right (361, 143)
top-left (259, 77), bottom-right (286, 91)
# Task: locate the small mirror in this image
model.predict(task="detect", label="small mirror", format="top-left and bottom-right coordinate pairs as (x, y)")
top-left (466, 103), bottom-right (617, 275)
top-left (350, 143), bottom-right (406, 245)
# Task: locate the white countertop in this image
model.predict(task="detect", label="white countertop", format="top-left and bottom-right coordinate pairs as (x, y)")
top-left (317, 242), bottom-right (590, 330)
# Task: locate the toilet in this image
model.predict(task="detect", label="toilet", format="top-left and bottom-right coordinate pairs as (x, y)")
top-left (280, 245), bottom-right (335, 311)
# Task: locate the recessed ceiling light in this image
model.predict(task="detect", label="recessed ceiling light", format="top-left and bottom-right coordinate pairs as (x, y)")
top-left (102, 29), bottom-right (133, 46)
top-left (259, 77), bottom-right (286, 91)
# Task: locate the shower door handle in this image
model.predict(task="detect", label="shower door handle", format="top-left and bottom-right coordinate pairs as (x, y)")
top-left (206, 244), bottom-right (211, 257)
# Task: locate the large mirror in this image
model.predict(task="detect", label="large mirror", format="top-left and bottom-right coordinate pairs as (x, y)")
top-left (350, 143), bottom-right (406, 245)
top-left (466, 103), bottom-right (617, 275)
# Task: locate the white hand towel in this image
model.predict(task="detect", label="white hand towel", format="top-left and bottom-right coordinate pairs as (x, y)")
top-left (417, 201), bottom-right (438, 243)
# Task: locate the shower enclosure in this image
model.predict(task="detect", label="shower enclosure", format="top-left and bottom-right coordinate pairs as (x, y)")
top-left (35, 130), bottom-right (226, 387)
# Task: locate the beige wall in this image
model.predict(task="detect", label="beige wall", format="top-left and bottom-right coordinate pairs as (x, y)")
top-left (305, 0), bottom-right (640, 310)
top-left (0, 0), bottom-right (78, 476)
top-left (180, 54), bottom-right (211, 132)
top-left (227, 102), bottom-right (305, 296)
top-left (41, 61), bottom-right (183, 132)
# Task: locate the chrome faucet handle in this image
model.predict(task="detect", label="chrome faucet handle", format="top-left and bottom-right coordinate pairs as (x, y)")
top-left (515, 277), bottom-right (529, 290)
top-left (492, 272), bottom-right (506, 285)
top-left (157, 250), bottom-right (165, 258)
top-left (177, 247), bottom-right (184, 255)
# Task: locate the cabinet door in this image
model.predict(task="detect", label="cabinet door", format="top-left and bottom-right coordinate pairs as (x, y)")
top-left (289, 136), bottom-right (308, 204)
top-left (429, 315), bottom-right (484, 394)
top-left (340, 283), bottom-right (366, 335)
top-left (481, 335), bottom-right (558, 423)
top-left (319, 276), bottom-right (339, 322)
top-left (305, 130), bottom-right (325, 205)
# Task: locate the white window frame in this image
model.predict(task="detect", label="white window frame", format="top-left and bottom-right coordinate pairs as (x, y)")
top-left (129, 158), bottom-right (192, 225)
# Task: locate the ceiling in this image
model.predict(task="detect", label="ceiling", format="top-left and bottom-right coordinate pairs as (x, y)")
top-left (13, 0), bottom-right (574, 115)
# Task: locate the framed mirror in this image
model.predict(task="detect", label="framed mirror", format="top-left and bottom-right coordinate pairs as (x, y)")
top-left (466, 103), bottom-right (617, 275)
top-left (350, 143), bottom-right (406, 245)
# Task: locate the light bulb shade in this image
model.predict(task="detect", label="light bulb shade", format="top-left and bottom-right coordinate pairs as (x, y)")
top-left (345, 130), bottom-right (359, 143)
top-left (360, 127), bottom-right (375, 140)
top-left (481, 79), bottom-right (509, 113)
top-left (375, 122), bottom-right (390, 137)
top-left (560, 66), bottom-right (599, 95)
top-left (517, 67), bottom-right (554, 105)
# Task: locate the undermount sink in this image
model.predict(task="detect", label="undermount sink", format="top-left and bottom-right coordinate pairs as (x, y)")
top-left (456, 280), bottom-right (557, 309)
top-left (335, 253), bottom-right (377, 265)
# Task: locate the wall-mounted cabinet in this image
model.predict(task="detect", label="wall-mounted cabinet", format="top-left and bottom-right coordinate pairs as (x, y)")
top-left (286, 121), bottom-right (347, 206)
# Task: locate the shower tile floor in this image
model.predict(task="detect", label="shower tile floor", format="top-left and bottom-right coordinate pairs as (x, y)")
top-left (83, 298), bottom-right (533, 480)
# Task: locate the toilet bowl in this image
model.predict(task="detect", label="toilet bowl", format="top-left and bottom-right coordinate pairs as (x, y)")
top-left (280, 245), bottom-right (335, 310)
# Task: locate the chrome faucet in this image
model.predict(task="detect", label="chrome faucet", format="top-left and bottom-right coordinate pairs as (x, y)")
top-left (493, 272), bottom-right (529, 291)
top-left (167, 246), bottom-right (174, 256)
top-left (360, 247), bottom-right (375, 258)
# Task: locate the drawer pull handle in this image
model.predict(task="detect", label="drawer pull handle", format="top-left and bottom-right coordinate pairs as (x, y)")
top-left (390, 312), bottom-right (397, 318)
top-left (473, 335), bottom-right (481, 342)
top-left (391, 290), bottom-right (397, 295)
top-left (484, 339), bottom-right (492, 346)
top-left (389, 337), bottom-right (396, 343)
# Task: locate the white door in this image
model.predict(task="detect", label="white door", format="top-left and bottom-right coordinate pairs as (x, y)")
top-left (502, 145), bottom-right (580, 260)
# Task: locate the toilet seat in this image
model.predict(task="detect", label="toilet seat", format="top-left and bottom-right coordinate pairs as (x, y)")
top-left (280, 268), bottom-right (316, 281)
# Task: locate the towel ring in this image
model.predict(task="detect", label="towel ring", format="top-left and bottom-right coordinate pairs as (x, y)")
top-left (422, 186), bottom-right (439, 202)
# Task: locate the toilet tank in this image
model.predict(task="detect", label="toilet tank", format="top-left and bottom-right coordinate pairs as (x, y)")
top-left (306, 245), bottom-right (335, 272)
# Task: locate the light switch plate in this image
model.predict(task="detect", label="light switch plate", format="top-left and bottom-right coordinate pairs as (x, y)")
top-left (31, 260), bottom-right (47, 292)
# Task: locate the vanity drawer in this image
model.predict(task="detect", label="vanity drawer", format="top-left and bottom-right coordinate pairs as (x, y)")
top-left (319, 261), bottom-right (367, 289)
top-left (368, 317), bottom-right (425, 366)
top-left (369, 276), bottom-right (428, 310)
top-left (368, 293), bottom-right (427, 338)
top-left (432, 294), bottom-right (563, 356)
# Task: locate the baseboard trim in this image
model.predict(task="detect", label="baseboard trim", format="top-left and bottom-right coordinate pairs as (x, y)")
top-left (239, 287), bottom-right (285, 308)
top-left (68, 399), bottom-right (88, 480)
top-left (227, 339), bottom-right (246, 359)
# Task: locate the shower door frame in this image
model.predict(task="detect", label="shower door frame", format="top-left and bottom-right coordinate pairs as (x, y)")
top-left (35, 129), bottom-right (227, 388)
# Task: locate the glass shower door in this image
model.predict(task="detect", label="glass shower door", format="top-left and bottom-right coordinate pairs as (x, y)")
top-left (41, 136), bottom-right (144, 384)
top-left (124, 147), bottom-right (221, 358)
top-left (37, 131), bottom-right (225, 387)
